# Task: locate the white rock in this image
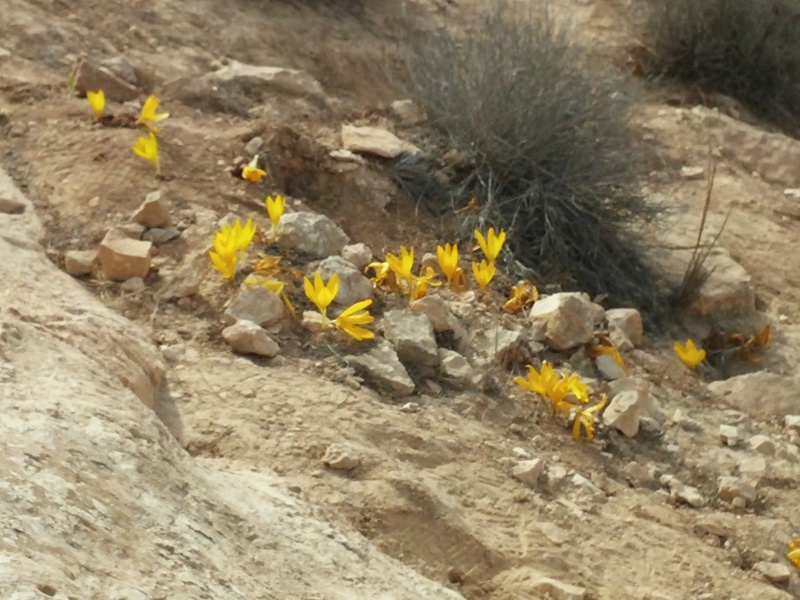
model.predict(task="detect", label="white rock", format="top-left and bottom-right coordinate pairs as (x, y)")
top-left (680, 165), bottom-right (705, 179)
top-left (206, 59), bottom-right (325, 99)
top-left (131, 190), bottom-right (170, 228)
top-left (340, 243), bottom-right (373, 271)
top-left (718, 424), bottom-right (740, 447)
top-left (98, 228), bottom-right (153, 281)
top-left (244, 136), bottom-right (264, 155)
top-left (624, 461), bottom-right (654, 486)
top-left (383, 310), bottom-right (439, 368)
top-left (223, 285), bottom-right (285, 327)
top-left (390, 99), bottom-right (425, 124)
top-left (669, 480), bottom-right (705, 508)
top-left (748, 434), bottom-right (776, 456)
top-left (322, 444), bottom-right (360, 470)
top-left (571, 473), bottom-right (602, 496)
top-left (438, 349), bottom-right (473, 388)
top-left (349, 342), bottom-right (415, 396)
top-left (64, 249), bottom-right (98, 276)
top-left (341, 124), bottom-right (420, 158)
top-left (411, 294), bottom-right (454, 332)
top-left (689, 247), bottom-right (755, 317)
top-left (605, 308), bottom-right (643, 346)
top-left (708, 372), bottom-right (800, 417)
top-left (602, 391), bottom-right (640, 437)
top-left (785, 414), bottom-right (800, 432)
top-left (533, 577), bottom-right (587, 600)
top-left (277, 212), bottom-right (350, 258)
top-left (717, 476), bottom-right (756, 507)
top-left (512, 459), bottom-right (544, 487)
top-left (738, 455), bottom-right (767, 484)
top-left (753, 561), bottom-right (792, 585)
top-left (595, 353), bottom-right (628, 380)
top-left (222, 321), bottom-right (280, 357)
top-left (530, 293), bottom-right (595, 350)
top-left (318, 255), bottom-right (372, 306)
top-left (301, 310), bottom-right (324, 332)
top-left (120, 276), bottom-right (146, 292)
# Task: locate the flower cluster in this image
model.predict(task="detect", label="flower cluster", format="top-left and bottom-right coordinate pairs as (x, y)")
top-left (208, 219), bottom-right (256, 280)
top-left (304, 272), bottom-right (375, 341)
top-left (515, 361), bottom-right (608, 441)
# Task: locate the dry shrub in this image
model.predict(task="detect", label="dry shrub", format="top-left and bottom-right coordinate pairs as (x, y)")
top-left (393, 1), bottom-right (666, 321)
top-left (639, 0), bottom-right (800, 136)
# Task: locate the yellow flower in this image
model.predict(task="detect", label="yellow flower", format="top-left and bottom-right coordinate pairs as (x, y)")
top-left (209, 248), bottom-right (237, 279)
top-left (474, 227), bottom-right (506, 263)
top-left (334, 299), bottom-right (375, 341)
top-left (472, 259), bottom-right (496, 288)
top-left (573, 395), bottom-right (608, 441)
top-left (248, 277), bottom-right (296, 319)
top-left (436, 243), bottom-right (459, 286)
top-left (787, 539), bottom-right (800, 569)
top-left (304, 272), bottom-right (339, 326)
top-left (589, 343), bottom-right (627, 371)
top-left (515, 361), bottom-right (559, 398)
top-left (86, 90), bottom-right (105, 117)
top-left (265, 194), bottom-right (286, 239)
top-left (674, 339), bottom-right (706, 369)
top-left (137, 94), bottom-right (169, 131)
top-left (515, 362), bottom-right (591, 416)
top-left (503, 280), bottom-right (539, 313)
top-left (386, 246), bottom-right (415, 292)
top-left (365, 261), bottom-right (399, 292)
top-left (242, 154), bottom-right (266, 183)
top-left (132, 131), bottom-right (160, 175)
top-left (410, 266), bottom-right (441, 302)
top-left (208, 219), bottom-right (255, 280)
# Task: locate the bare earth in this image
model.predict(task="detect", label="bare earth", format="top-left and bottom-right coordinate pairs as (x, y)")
top-left (1, 1), bottom-right (799, 599)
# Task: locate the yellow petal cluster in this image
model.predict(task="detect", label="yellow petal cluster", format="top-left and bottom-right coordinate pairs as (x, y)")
top-left (137, 94), bottom-right (169, 132)
top-left (208, 219), bottom-right (256, 280)
top-left (86, 90), bottom-right (105, 117)
top-left (503, 280), bottom-right (538, 313)
top-left (265, 194), bottom-right (286, 239)
top-left (334, 299), bottom-right (375, 340)
top-left (674, 339), bottom-right (706, 369)
top-left (472, 259), bottom-right (496, 289)
top-left (132, 132), bottom-right (160, 175)
top-left (304, 271), bottom-right (374, 340)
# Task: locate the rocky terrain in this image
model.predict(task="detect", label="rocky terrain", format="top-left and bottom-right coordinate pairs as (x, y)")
top-left (1, 1), bottom-right (799, 599)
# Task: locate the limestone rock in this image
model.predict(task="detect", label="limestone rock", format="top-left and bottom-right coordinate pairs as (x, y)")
top-left (411, 294), bottom-right (455, 333)
top-left (390, 99), bottom-right (425, 125)
top-left (533, 577), bottom-right (587, 600)
top-left (595, 353), bottom-right (628, 380)
top-left (349, 342), bottom-right (415, 396)
top-left (340, 242), bottom-right (373, 271)
top-left (512, 459), bottom-right (545, 487)
top-left (785, 414), bottom-right (800, 433)
top-left (223, 285), bottom-right (285, 327)
top-left (605, 308), bottom-right (643, 346)
top-left (131, 190), bottom-right (170, 228)
top-left (277, 212), bottom-right (350, 258)
top-left (753, 561), bottom-right (792, 585)
top-left (748, 434), bottom-right (777, 456)
top-left (602, 391), bottom-right (640, 437)
top-left (738, 456), bottom-right (767, 484)
top-left (474, 326), bottom-right (524, 363)
top-left (718, 476), bottom-right (757, 507)
top-left (222, 321), bottom-right (280, 357)
top-left (158, 269), bottom-right (201, 300)
top-left (73, 57), bottom-right (140, 101)
top-left (64, 249), bottom-right (98, 276)
top-left (322, 444), bottom-right (360, 470)
top-left (143, 226), bottom-right (180, 245)
top-left (341, 124), bottom-right (421, 158)
top-left (383, 310), bottom-right (439, 368)
top-left (690, 247), bottom-right (755, 317)
top-left (669, 480), bottom-right (705, 508)
top-left (719, 424), bottom-right (741, 447)
top-left (708, 372), bottom-right (800, 417)
top-left (120, 276), bottom-right (145, 292)
top-left (438, 349), bottom-right (473, 388)
top-left (245, 136), bottom-right (264, 155)
top-left (205, 59), bottom-right (325, 100)
top-left (162, 76), bottom-right (245, 114)
top-left (98, 228), bottom-right (153, 281)
top-left (624, 461), bottom-right (655, 486)
top-left (318, 255), bottom-right (372, 306)
top-left (530, 293), bottom-right (595, 350)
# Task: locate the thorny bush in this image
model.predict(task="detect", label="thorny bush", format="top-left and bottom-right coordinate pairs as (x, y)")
top-left (393, 1), bottom-right (666, 323)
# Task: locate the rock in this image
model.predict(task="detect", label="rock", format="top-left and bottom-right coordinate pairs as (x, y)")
top-left (318, 255), bottom-right (372, 306)
top-left (383, 310), bottom-right (439, 368)
top-left (99, 56), bottom-right (151, 88)
top-left (512, 447), bottom-right (532, 460)
top-left (245, 136), bottom-right (264, 155)
top-left (223, 285), bottom-right (285, 327)
top-left (341, 124), bottom-right (421, 159)
top-left (340, 242), bottom-right (373, 271)
top-left (301, 310), bottom-right (324, 332)
top-left (64, 249), bottom-right (98, 276)
top-left (277, 212), bottom-right (350, 258)
top-left (533, 577), bottom-right (587, 600)
top-left (120, 276), bottom-right (145, 292)
top-left (322, 444), bottom-right (361, 470)
top-left (162, 76), bottom-right (245, 114)
top-left (605, 308), bottom-right (643, 346)
top-left (717, 476), bottom-right (757, 506)
top-left (411, 294), bottom-right (455, 332)
top-left (117, 223), bottom-right (146, 239)
top-left (708, 372), bottom-right (800, 417)
top-left (680, 166), bottom-right (705, 179)
top-left (390, 99), bottom-right (425, 124)
top-left (748, 434), bottom-right (777, 456)
top-left (400, 402), bottom-right (419, 413)
top-left (97, 228), bottom-right (153, 281)
top-left (689, 247), bottom-right (755, 317)
top-left (571, 473), bottom-right (602, 496)
top-left (349, 342), bottom-right (415, 396)
top-left (624, 461), bottom-right (654, 486)
top-left (602, 391), bottom-right (640, 437)
top-left (530, 293), bottom-right (595, 350)
top-left (595, 353), bottom-right (628, 380)
top-left (222, 321), bottom-right (280, 357)
top-left (474, 326), bottom-right (524, 363)
top-left (159, 269), bottom-right (201, 300)
top-left (738, 456), bottom-right (767, 484)
top-left (0, 194), bottom-right (26, 214)
top-left (718, 424), bottom-right (740, 447)
top-left (205, 59), bottom-right (326, 101)
top-left (131, 190), bottom-right (171, 228)
top-left (143, 226), bottom-right (181, 245)
top-left (753, 561), bottom-right (792, 585)
top-left (438, 349), bottom-right (473, 388)
top-left (785, 415), bottom-right (800, 432)
top-left (512, 459), bottom-right (545, 487)
top-left (73, 57), bottom-right (140, 102)
top-left (669, 480), bottom-right (705, 508)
